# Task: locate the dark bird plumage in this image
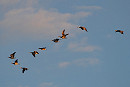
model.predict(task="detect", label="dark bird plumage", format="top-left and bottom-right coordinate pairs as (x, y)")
top-left (52, 38), bottom-right (60, 43)
top-left (29, 51), bottom-right (39, 57)
top-left (115, 30), bottom-right (124, 34)
top-left (38, 47), bottom-right (46, 50)
top-left (78, 26), bottom-right (88, 32)
top-left (8, 52), bottom-right (16, 59)
top-left (12, 59), bottom-right (19, 65)
top-left (20, 67), bottom-right (28, 73)
top-left (58, 29), bottom-right (69, 39)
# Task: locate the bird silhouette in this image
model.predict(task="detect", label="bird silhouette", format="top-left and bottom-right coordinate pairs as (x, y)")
top-left (8, 52), bottom-right (16, 59)
top-left (20, 67), bottom-right (28, 73)
top-left (29, 51), bottom-right (39, 57)
top-left (52, 38), bottom-right (60, 43)
top-left (78, 26), bottom-right (88, 32)
top-left (12, 59), bottom-right (19, 65)
top-left (115, 30), bottom-right (124, 34)
top-left (38, 47), bottom-right (46, 50)
top-left (58, 29), bottom-right (69, 39)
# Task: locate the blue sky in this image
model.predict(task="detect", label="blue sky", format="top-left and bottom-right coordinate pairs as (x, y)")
top-left (0, 0), bottom-right (130, 87)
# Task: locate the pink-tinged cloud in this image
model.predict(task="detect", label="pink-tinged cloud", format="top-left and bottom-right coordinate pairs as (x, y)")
top-left (0, 7), bottom-right (91, 42)
top-left (59, 62), bottom-right (70, 68)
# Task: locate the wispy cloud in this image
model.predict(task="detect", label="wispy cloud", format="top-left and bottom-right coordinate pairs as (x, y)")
top-left (68, 38), bottom-right (101, 52)
top-left (73, 58), bottom-right (99, 67)
top-left (76, 6), bottom-right (102, 10)
top-left (59, 58), bottom-right (100, 68)
top-left (59, 62), bottom-right (70, 68)
top-left (0, 7), bottom-right (91, 43)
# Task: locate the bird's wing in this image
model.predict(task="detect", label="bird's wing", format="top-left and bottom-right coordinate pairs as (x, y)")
top-left (116, 30), bottom-right (121, 32)
top-left (15, 59), bottom-right (18, 63)
top-left (13, 52), bottom-right (16, 55)
top-left (39, 48), bottom-right (43, 50)
top-left (79, 27), bottom-right (84, 30)
top-left (62, 29), bottom-right (65, 35)
top-left (120, 31), bottom-right (124, 34)
top-left (22, 69), bottom-right (25, 73)
top-left (11, 52), bottom-right (16, 58)
top-left (10, 54), bottom-right (14, 58)
top-left (84, 28), bottom-right (88, 32)
top-left (65, 33), bottom-right (69, 36)
top-left (36, 51), bottom-right (39, 54)
top-left (32, 53), bottom-right (35, 57)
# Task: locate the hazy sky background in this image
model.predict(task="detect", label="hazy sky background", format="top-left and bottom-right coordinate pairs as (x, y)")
top-left (0, 0), bottom-right (130, 87)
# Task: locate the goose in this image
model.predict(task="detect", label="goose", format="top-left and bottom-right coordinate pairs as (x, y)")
top-left (20, 67), bottom-right (28, 73)
top-left (58, 29), bottom-right (69, 39)
top-left (78, 26), bottom-right (88, 32)
top-left (52, 38), bottom-right (60, 43)
top-left (115, 30), bottom-right (124, 34)
top-left (8, 52), bottom-right (16, 59)
top-left (38, 47), bottom-right (46, 50)
top-left (12, 59), bottom-right (19, 65)
top-left (29, 51), bottom-right (39, 57)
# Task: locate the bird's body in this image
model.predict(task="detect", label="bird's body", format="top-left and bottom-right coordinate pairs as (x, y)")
top-left (39, 47), bottom-right (46, 50)
top-left (29, 51), bottom-right (39, 57)
top-left (52, 38), bottom-right (60, 43)
top-left (20, 67), bottom-right (28, 73)
top-left (8, 52), bottom-right (16, 59)
top-left (12, 59), bottom-right (19, 65)
top-left (78, 26), bottom-right (88, 32)
top-left (115, 30), bottom-right (124, 34)
top-left (59, 29), bottom-right (69, 39)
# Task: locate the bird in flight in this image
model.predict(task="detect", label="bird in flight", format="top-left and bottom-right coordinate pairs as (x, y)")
top-left (115, 30), bottom-right (124, 34)
top-left (29, 51), bottom-right (39, 57)
top-left (58, 29), bottom-right (69, 39)
top-left (8, 52), bottom-right (16, 59)
top-left (52, 38), bottom-right (60, 43)
top-left (38, 47), bottom-right (46, 50)
top-left (20, 67), bottom-right (28, 73)
top-left (12, 59), bottom-right (19, 65)
top-left (78, 26), bottom-right (88, 32)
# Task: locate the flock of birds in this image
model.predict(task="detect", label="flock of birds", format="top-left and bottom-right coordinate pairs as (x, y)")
top-left (8, 26), bottom-right (124, 73)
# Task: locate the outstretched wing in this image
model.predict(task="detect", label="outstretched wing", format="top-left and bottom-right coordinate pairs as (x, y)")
top-left (120, 31), bottom-right (124, 34)
top-left (22, 69), bottom-right (25, 73)
top-left (38, 48), bottom-right (42, 50)
top-left (15, 59), bottom-right (18, 63)
top-left (65, 33), bottom-right (69, 36)
top-left (62, 29), bottom-right (65, 35)
top-left (10, 52), bottom-right (16, 58)
top-left (32, 53), bottom-right (35, 57)
top-left (82, 27), bottom-right (88, 32)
